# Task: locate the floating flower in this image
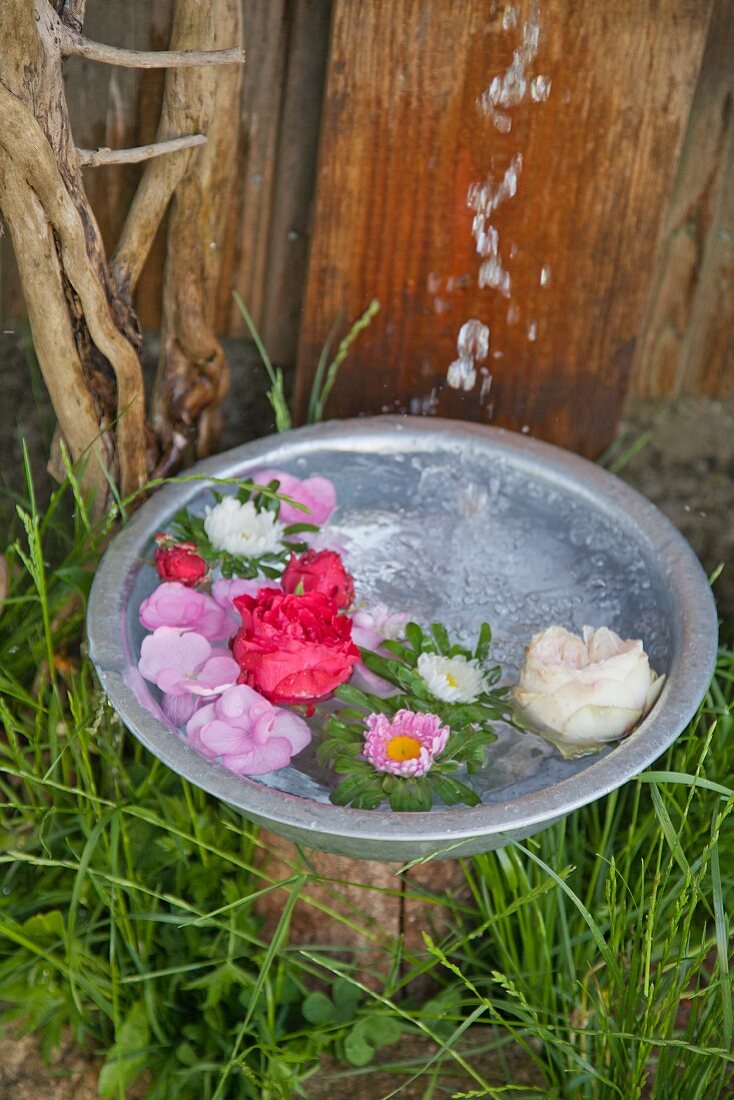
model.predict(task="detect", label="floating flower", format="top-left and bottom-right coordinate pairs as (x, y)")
top-left (363, 709), bottom-right (450, 777)
top-left (350, 603), bottom-right (410, 647)
top-left (232, 588), bottom-right (359, 706)
top-left (138, 626), bottom-right (239, 698)
top-left (349, 603), bottom-right (410, 696)
top-left (139, 582), bottom-right (234, 642)
top-left (417, 652), bottom-right (488, 703)
top-left (211, 576), bottom-right (268, 614)
top-left (153, 535), bottom-right (208, 586)
top-left (203, 497), bottom-right (284, 558)
top-left (281, 549), bottom-right (355, 609)
top-left (254, 468), bottom-right (336, 527)
top-left (186, 684), bottom-right (311, 776)
top-left (514, 625), bottom-right (665, 757)
top-left (161, 691), bottom-right (203, 728)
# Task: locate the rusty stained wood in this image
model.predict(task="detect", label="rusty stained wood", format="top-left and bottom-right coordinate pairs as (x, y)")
top-left (634, 0), bottom-right (734, 399)
top-left (294, 0), bottom-right (714, 457)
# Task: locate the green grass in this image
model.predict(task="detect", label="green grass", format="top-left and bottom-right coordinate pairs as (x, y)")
top-left (0, 460), bottom-right (732, 1099)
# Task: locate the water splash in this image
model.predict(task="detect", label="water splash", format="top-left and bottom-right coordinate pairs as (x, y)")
top-left (409, 388), bottom-right (439, 415)
top-left (468, 154), bottom-right (522, 299)
top-left (446, 1), bottom-right (552, 391)
top-left (447, 319), bottom-right (490, 391)
top-left (531, 74), bottom-right (552, 102)
top-left (479, 0), bottom-right (549, 133)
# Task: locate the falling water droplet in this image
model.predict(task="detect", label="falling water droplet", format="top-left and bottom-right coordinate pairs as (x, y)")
top-left (502, 4), bottom-right (518, 31)
top-left (527, 320), bottom-right (538, 341)
top-left (539, 265), bottom-right (551, 287)
top-left (447, 357), bottom-right (477, 391)
top-left (530, 75), bottom-right (552, 102)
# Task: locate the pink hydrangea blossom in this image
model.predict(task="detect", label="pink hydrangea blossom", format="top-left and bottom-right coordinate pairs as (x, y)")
top-left (363, 709), bottom-right (450, 778)
top-left (138, 627), bottom-right (239, 698)
top-left (186, 683), bottom-right (312, 776)
top-left (139, 582), bottom-right (233, 642)
top-left (161, 692), bottom-right (203, 727)
top-left (211, 576), bottom-right (269, 620)
top-left (350, 603), bottom-right (410, 696)
top-left (350, 604), bottom-right (410, 648)
top-left (254, 468), bottom-right (336, 527)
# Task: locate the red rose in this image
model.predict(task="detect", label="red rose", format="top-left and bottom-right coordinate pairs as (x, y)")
top-left (281, 549), bottom-right (355, 610)
top-left (232, 588), bottom-right (359, 706)
top-left (153, 535), bottom-right (208, 587)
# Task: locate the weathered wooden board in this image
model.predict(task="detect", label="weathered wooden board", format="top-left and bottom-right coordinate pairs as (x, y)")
top-left (0, 1), bottom-right (329, 353)
top-left (2, 0), bottom-right (733, 417)
top-left (294, 0), bottom-right (714, 455)
top-left (219, 0), bottom-right (332, 352)
top-left (635, 0), bottom-right (734, 398)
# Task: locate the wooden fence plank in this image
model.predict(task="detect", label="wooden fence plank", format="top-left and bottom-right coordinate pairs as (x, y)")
top-left (259, 0), bottom-right (333, 365)
top-left (634, 0), bottom-right (734, 398)
top-left (294, 0), bottom-right (713, 456)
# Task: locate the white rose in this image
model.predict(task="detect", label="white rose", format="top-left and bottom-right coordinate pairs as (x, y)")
top-left (514, 625), bottom-right (664, 757)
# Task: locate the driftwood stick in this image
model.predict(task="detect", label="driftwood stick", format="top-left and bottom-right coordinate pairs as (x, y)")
top-left (0, 154), bottom-right (113, 503)
top-left (55, 0), bottom-right (87, 32)
top-left (0, 84), bottom-right (148, 497)
top-left (78, 134), bottom-right (207, 167)
top-left (151, 0), bottom-right (242, 462)
top-left (61, 29), bottom-right (244, 69)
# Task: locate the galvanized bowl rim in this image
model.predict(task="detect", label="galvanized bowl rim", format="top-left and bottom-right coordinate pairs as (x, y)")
top-left (87, 416), bottom-right (719, 854)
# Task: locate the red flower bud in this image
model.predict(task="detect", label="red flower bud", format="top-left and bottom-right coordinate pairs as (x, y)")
top-left (281, 549), bottom-right (355, 610)
top-left (153, 536), bottom-right (208, 587)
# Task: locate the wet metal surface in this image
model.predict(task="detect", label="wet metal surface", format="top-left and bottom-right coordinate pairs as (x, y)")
top-left (88, 418), bottom-right (718, 861)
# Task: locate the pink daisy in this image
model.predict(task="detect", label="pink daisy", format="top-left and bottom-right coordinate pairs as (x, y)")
top-left (363, 709), bottom-right (450, 778)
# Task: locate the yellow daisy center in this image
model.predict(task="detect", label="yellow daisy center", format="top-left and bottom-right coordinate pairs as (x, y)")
top-left (386, 735), bottom-right (422, 762)
top-left (445, 673), bottom-right (458, 687)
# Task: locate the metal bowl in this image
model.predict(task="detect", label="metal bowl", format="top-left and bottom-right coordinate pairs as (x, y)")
top-left (87, 417), bottom-right (718, 861)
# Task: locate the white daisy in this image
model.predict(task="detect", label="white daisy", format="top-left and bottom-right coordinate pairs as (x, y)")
top-left (204, 497), bottom-right (284, 558)
top-left (417, 652), bottom-right (488, 703)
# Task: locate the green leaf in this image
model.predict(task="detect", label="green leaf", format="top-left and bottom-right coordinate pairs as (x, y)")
top-left (432, 775), bottom-right (481, 807)
top-left (363, 1014), bottom-right (403, 1047)
top-left (344, 1021), bottom-right (375, 1066)
top-left (430, 622), bottom-right (451, 654)
top-left (332, 978), bottom-right (362, 1013)
top-left (330, 774), bottom-right (374, 806)
top-left (98, 1000), bottom-right (150, 1098)
top-left (474, 622), bottom-right (493, 662)
top-left (302, 991), bottom-right (337, 1025)
top-left (389, 779), bottom-right (432, 812)
top-left (405, 622), bottom-right (425, 652)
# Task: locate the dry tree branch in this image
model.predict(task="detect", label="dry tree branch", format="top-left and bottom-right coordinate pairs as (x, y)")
top-left (0, 153), bottom-right (112, 502)
top-left (60, 29), bottom-right (244, 69)
top-left (151, 0), bottom-right (243, 465)
top-left (78, 134), bottom-right (206, 167)
top-left (110, 5), bottom-right (244, 298)
top-left (0, 83), bottom-right (148, 497)
top-left (55, 0), bottom-right (87, 31)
